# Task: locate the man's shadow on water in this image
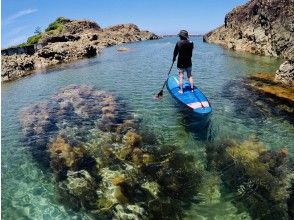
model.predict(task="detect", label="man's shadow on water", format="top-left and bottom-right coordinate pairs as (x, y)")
top-left (175, 105), bottom-right (214, 141)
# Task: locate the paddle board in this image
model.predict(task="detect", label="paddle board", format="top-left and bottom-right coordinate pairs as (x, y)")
top-left (166, 75), bottom-right (212, 116)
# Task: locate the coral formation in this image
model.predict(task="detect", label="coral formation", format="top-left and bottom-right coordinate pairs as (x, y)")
top-left (206, 139), bottom-right (293, 220)
top-left (20, 85), bottom-right (203, 219)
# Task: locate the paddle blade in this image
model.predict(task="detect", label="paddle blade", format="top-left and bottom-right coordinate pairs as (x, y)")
top-left (156, 90), bottom-right (163, 99)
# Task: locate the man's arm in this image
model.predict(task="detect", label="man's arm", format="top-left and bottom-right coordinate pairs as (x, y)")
top-left (190, 41), bottom-right (194, 57)
top-left (173, 43), bottom-right (179, 62)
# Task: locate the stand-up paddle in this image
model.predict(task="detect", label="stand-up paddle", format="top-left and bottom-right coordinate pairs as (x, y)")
top-left (156, 62), bottom-right (174, 99)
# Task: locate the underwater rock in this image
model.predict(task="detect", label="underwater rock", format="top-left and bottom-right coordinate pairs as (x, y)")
top-left (20, 84), bottom-right (122, 151)
top-left (206, 139), bottom-right (293, 220)
top-left (247, 73), bottom-right (294, 104)
top-left (141, 181), bottom-right (160, 198)
top-left (117, 47), bottom-right (129, 52)
top-left (140, 146), bottom-right (203, 205)
top-left (65, 170), bottom-right (96, 197)
top-left (49, 136), bottom-right (80, 168)
top-left (113, 204), bottom-right (148, 220)
top-left (223, 74), bottom-right (294, 125)
top-left (123, 130), bottom-right (142, 148)
top-left (96, 167), bottom-right (131, 212)
top-left (20, 84), bottom-right (204, 219)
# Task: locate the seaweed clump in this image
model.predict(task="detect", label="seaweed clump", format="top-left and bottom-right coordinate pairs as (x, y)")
top-left (206, 139), bottom-right (293, 220)
top-left (20, 85), bottom-right (203, 219)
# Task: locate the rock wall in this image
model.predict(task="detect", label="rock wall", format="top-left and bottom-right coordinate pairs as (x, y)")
top-left (203, 0), bottom-right (294, 86)
top-left (1, 19), bottom-right (160, 82)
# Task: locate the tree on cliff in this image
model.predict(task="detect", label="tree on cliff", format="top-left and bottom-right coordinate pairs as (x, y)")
top-left (34, 26), bottom-right (42, 35)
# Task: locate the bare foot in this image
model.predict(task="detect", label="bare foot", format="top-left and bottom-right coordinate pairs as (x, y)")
top-left (178, 90), bottom-right (183, 94)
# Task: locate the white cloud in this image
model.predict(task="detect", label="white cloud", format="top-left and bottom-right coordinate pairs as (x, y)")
top-left (4, 9), bottom-right (38, 25)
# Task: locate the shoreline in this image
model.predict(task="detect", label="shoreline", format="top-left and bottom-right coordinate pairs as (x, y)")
top-left (1, 40), bottom-right (151, 84)
top-left (1, 18), bottom-right (160, 83)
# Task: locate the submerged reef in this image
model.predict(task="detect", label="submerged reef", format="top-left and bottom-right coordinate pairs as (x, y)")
top-left (206, 139), bottom-right (293, 220)
top-left (20, 85), bottom-right (203, 219)
top-left (222, 73), bottom-right (293, 125)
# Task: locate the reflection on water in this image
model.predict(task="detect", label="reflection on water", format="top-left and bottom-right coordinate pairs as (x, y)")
top-left (2, 37), bottom-right (293, 220)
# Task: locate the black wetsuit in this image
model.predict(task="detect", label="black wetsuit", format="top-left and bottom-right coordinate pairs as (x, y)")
top-left (173, 39), bottom-right (194, 68)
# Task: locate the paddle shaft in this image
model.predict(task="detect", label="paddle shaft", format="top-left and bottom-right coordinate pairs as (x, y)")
top-left (160, 62), bottom-right (174, 91)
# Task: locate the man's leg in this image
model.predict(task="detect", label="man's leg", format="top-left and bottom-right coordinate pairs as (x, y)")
top-left (187, 67), bottom-right (194, 91)
top-left (179, 70), bottom-right (184, 94)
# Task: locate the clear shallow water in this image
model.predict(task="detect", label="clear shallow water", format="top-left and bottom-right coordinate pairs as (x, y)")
top-left (2, 37), bottom-right (293, 219)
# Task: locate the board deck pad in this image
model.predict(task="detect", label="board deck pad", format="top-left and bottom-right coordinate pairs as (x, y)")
top-left (167, 75), bottom-right (212, 116)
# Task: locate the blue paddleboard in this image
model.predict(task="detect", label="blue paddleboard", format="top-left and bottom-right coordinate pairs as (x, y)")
top-left (167, 75), bottom-right (212, 116)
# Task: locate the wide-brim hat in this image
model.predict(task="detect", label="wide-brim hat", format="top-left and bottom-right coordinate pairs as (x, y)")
top-left (178, 30), bottom-right (189, 38)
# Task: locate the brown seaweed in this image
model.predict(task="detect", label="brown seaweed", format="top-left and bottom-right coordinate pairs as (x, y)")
top-left (206, 139), bottom-right (293, 220)
top-left (20, 85), bottom-right (204, 219)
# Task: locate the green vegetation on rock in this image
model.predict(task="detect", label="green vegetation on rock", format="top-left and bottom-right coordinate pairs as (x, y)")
top-left (27, 34), bottom-right (42, 45)
top-left (45, 17), bottom-right (66, 32)
top-left (13, 17), bottom-right (68, 48)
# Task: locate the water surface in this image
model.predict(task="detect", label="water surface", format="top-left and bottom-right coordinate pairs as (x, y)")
top-left (2, 37), bottom-right (292, 219)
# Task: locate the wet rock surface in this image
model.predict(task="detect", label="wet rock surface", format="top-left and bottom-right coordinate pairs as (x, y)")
top-left (2, 18), bottom-right (160, 82)
top-left (20, 85), bottom-right (203, 219)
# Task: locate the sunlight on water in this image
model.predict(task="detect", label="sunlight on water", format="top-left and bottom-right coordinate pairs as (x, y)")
top-left (2, 37), bottom-right (293, 219)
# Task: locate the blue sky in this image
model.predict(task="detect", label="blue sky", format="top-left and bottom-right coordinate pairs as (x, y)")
top-left (1, 0), bottom-right (248, 48)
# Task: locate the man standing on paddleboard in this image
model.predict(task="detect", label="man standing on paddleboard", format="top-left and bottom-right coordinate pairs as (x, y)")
top-left (172, 30), bottom-right (194, 94)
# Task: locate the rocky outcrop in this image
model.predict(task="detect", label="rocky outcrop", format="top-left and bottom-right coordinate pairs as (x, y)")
top-left (1, 19), bottom-right (160, 82)
top-left (1, 55), bottom-right (35, 82)
top-left (203, 0), bottom-right (294, 59)
top-left (203, 0), bottom-right (294, 86)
